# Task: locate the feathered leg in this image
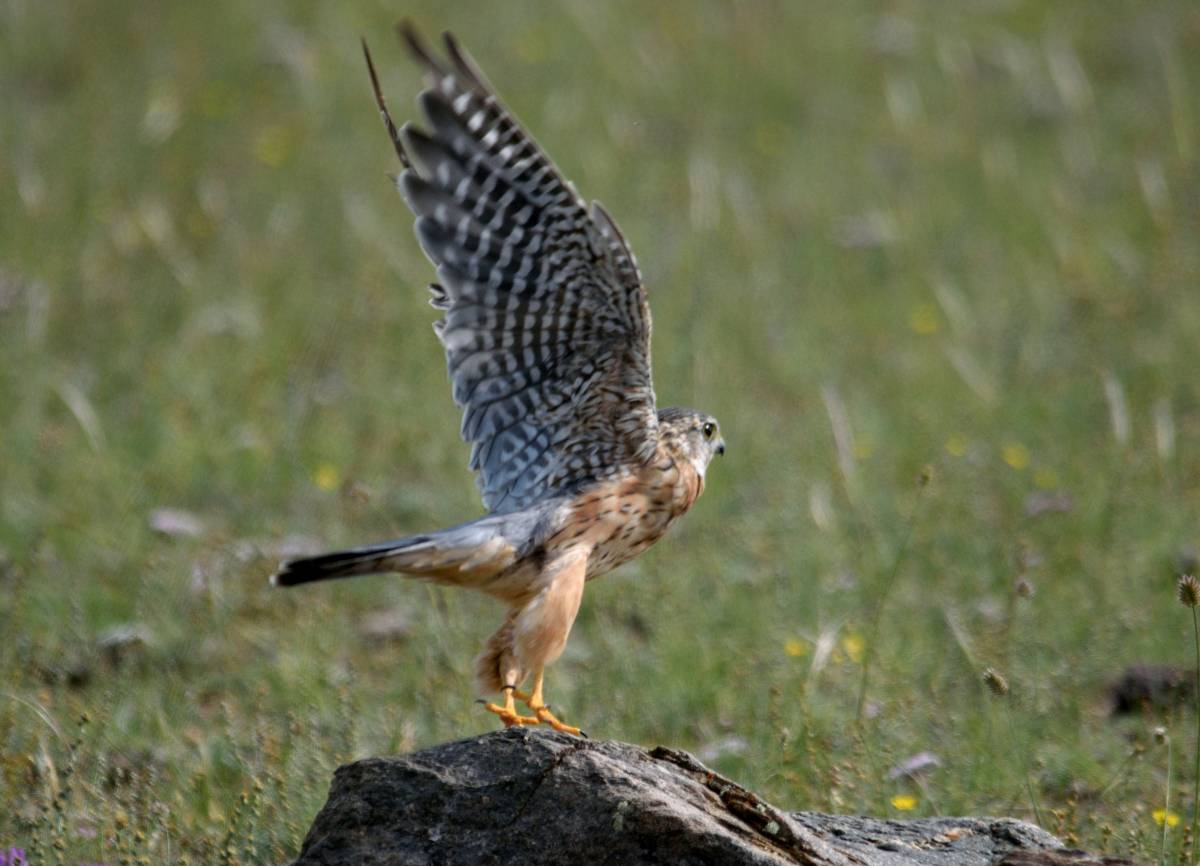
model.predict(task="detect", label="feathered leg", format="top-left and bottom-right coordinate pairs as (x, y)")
top-left (517, 549), bottom-right (588, 734)
top-left (477, 612), bottom-right (537, 727)
top-left (475, 549), bottom-right (588, 734)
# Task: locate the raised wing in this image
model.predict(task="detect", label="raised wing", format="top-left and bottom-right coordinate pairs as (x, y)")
top-left (363, 26), bottom-right (658, 514)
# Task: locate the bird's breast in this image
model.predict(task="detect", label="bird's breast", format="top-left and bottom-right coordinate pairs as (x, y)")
top-left (548, 455), bottom-right (704, 580)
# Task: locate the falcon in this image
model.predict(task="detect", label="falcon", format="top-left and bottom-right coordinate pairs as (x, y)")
top-left (272, 23), bottom-right (725, 736)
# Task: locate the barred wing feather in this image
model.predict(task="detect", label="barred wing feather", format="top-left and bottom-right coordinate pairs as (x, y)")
top-left (364, 27), bottom-right (658, 514)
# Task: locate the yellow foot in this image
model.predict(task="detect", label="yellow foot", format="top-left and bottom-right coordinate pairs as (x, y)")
top-left (519, 668), bottom-right (586, 736)
top-left (482, 690), bottom-right (538, 728)
top-left (530, 704), bottom-right (583, 737)
top-left (482, 701), bottom-right (539, 727)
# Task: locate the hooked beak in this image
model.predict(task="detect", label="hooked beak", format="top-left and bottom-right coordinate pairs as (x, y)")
top-left (716, 438), bottom-right (726, 457)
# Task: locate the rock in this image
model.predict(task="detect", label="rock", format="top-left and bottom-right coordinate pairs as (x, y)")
top-left (290, 728), bottom-right (1074, 866)
top-left (148, 507), bottom-right (206, 538)
top-left (997, 851), bottom-right (1137, 866)
top-left (97, 623), bottom-right (153, 668)
top-left (1174, 545), bottom-right (1198, 577)
top-left (1023, 491), bottom-right (1073, 518)
top-left (1109, 663), bottom-right (1193, 714)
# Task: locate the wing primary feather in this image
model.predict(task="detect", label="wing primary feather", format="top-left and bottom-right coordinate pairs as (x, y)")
top-left (443, 31), bottom-right (493, 95)
top-left (591, 200), bottom-right (642, 284)
top-left (398, 20), bottom-right (447, 78)
top-left (428, 283), bottom-right (450, 310)
top-left (369, 24), bottom-right (660, 513)
top-left (361, 38), bottom-right (410, 169)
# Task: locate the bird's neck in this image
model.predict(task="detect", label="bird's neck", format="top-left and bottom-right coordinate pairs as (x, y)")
top-left (653, 441), bottom-right (705, 514)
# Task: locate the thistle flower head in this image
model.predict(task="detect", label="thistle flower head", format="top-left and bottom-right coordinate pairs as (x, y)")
top-left (1177, 574), bottom-right (1200, 608)
top-left (982, 667), bottom-right (1010, 697)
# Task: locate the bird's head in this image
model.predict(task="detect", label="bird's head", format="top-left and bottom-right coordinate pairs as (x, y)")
top-left (657, 407), bottom-right (725, 478)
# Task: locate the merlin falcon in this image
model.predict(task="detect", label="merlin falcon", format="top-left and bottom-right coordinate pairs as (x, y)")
top-left (272, 24), bottom-right (725, 736)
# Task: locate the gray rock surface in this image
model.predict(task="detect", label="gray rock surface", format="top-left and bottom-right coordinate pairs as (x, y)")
top-left (289, 728), bottom-right (1105, 866)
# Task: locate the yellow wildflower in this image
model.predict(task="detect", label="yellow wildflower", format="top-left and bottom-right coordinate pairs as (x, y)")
top-left (841, 633), bottom-right (864, 664)
top-left (784, 638), bottom-right (807, 658)
top-left (891, 794), bottom-right (918, 811)
top-left (1001, 442), bottom-right (1030, 470)
top-left (944, 434), bottom-right (968, 457)
top-left (909, 304), bottom-right (940, 335)
top-left (1153, 808), bottom-right (1180, 827)
top-left (314, 463), bottom-right (340, 492)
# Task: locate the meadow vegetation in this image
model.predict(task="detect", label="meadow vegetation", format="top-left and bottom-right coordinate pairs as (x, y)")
top-left (2, 1), bottom-right (1199, 862)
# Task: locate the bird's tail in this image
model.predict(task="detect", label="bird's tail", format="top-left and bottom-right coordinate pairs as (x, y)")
top-left (270, 516), bottom-right (521, 588)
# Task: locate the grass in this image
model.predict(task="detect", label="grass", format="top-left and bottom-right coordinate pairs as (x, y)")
top-left (2, 0), bottom-right (1199, 861)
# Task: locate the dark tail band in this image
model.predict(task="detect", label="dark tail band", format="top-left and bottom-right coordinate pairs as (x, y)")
top-left (270, 543), bottom-right (405, 587)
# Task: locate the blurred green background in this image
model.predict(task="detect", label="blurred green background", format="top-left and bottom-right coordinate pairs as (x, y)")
top-left (2, 0), bottom-right (1199, 861)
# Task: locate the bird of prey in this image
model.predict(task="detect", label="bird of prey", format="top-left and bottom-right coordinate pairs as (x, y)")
top-left (272, 23), bottom-right (725, 736)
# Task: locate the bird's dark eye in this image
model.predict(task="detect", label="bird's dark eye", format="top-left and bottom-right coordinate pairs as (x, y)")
top-left (702, 421), bottom-right (716, 440)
